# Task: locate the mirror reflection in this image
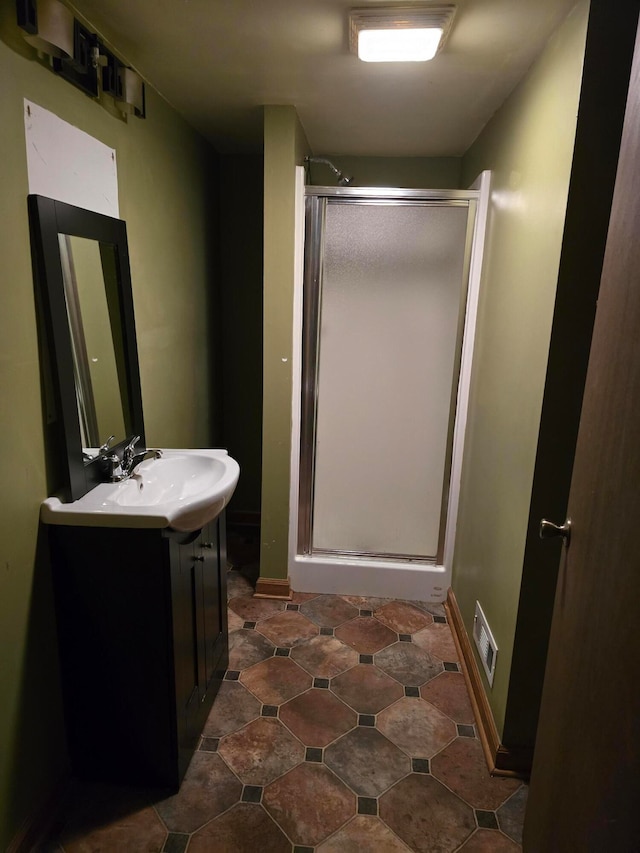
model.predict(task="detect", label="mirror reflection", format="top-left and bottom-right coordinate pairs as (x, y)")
top-left (58, 234), bottom-right (127, 451)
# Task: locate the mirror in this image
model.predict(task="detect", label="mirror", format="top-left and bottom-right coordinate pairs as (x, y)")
top-left (28, 194), bottom-right (145, 501)
top-left (58, 235), bottom-right (127, 449)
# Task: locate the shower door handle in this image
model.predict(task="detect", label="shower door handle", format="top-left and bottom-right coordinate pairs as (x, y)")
top-left (539, 518), bottom-right (571, 544)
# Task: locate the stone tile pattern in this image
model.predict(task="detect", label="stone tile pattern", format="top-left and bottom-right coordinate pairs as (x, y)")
top-left (45, 573), bottom-right (526, 851)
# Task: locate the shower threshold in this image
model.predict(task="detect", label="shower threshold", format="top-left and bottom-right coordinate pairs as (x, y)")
top-left (311, 547), bottom-right (437, 565)
top-left (290, 551), bottom-right (448, 603)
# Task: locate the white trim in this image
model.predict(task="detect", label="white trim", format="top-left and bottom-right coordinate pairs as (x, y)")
top-left (442, 170), bottom-right (492, 570)
top-left (288, 174), bottom-right (491, 598)
top-left (288, 166), bottom-right (306, 576)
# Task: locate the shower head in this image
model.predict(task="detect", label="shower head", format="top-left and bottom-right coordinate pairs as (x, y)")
top-left (306, 156), bottom-right (354, 187)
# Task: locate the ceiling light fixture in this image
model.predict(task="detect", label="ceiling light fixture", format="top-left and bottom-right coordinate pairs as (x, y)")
top-left (349, 5), bottom-right (456, 63)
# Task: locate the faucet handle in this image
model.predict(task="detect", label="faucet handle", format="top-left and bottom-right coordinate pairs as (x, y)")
top-left (125, 434), bottom-right (141, 453)
top-left (123, 435), bottom-right (141, 467)
top-left (98, 434), bottom-right (116, 455)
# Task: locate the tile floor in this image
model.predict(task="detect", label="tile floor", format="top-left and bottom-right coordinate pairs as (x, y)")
top-left (41, 568), bottom-right (527, 852)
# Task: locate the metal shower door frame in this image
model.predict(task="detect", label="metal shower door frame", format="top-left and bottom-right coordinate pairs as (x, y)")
top-left (297, 186), bottom-right (479, 563)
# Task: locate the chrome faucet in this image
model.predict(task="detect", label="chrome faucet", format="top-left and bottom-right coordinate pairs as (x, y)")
top-left (98, 434), bottom-right (163, 482)
top-left (120, 435), bottom-right (163, 478)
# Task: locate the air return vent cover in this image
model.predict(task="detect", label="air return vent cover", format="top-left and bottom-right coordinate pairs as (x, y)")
top-left (473, 601), bottom-right (498, 686)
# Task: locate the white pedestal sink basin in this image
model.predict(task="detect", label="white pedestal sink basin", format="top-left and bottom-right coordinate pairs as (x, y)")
top-left (41, 449), bottom-right (239, 531)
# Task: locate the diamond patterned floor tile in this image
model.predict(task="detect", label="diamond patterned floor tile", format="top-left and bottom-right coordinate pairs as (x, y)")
top-left (375, 642), bottom-right (443, 686)
top-left (413, 623), bottom-right (460, 662)
top-left (317, 815), bottom-right (411, 851)
top-left (324, 727), bottom-right (410, 796)
top-left (377, 696), bottom-right (457, 757)
top-left (280, 688), bottom-right (357, 747)
top-left (43, 585), bottom-right (525, 852)
top-left (155, 752), bottom-right (242, 833)
top-left (290, 633), bottom-right (359, 678)
top-left (458, 829), bottom-right (523, 851)
top-left (341, 595), bottom-right (394, 611)
top-left (240, 655), bottom-right (312, 705)
top-left (202, 680), bottom-right (262, 738)
top-left (229, 594), bottom-right (285, 622)
top-left (335, 616), bottom-right (397, 654)
top-left (256, 610), bottom-right (319, 647)
top-left (218, 716), bottom-right (304, 785)
top-left (263, 763), bottom-right (356, 846)
top-left (375, 601), bottom-right (433, 633)
top-left (330, 663), bottom-right (404, 714)
top-left (379, 774), bottom-right (476, 852)
top-left (420, 672), bottom-right (476, 724)
top-left (300, 594), bottom-right (359, 627)
top-left (497, 785), bottom-right (528, 844)
top-left (188, 802), bottom-right (291, 853)
top-left (431, 738), bottom-right (522, 810)
top-left (290, 590), bottom-right (321, 603)
top-left (228, 628), bottom-right (276, 669)
top-left (413, 600), bottom-right (447, 618)
top-left (228, 608), bottom-right (244, 631)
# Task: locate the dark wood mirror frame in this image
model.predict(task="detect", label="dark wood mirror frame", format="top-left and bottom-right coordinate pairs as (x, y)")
top-left (28, 194), bottom-right (145, 502)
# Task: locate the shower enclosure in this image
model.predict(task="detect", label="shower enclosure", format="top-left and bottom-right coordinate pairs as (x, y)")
top-left (289, 178), bottom-right (489, 601)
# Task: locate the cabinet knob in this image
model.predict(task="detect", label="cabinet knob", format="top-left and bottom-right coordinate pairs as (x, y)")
top-left (202, 542), bottom-right (214, 549)
top-left (193, 555), bottom-right (205, 562)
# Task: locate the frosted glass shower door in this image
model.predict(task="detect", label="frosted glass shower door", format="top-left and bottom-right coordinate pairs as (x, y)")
top-left (311, 201), bottom-right (470, 560)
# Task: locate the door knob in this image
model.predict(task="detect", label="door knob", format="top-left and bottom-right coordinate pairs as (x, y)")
top-left (539, 518), bottom-right (571, 543)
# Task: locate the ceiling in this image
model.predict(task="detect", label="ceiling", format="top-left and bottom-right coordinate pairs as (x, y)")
top-left (68, 0), bottom-right (579, 157)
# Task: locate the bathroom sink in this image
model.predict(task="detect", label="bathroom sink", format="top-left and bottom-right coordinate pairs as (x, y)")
top-left (41, 449), bottom-right (239, 531)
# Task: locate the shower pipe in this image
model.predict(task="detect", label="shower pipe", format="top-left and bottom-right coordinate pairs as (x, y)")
top-left (305, 156), bottom-right (353, 186)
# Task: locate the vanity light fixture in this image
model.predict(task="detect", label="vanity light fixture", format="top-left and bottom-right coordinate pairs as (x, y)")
top-left (18, 0), bottom-right (74, 59)
top-left (16, 0), bottom-right (146, 117)
top-left (349, 5), bottom-right (456, 62)
top-left (116, 67), bottom-right (146, 118)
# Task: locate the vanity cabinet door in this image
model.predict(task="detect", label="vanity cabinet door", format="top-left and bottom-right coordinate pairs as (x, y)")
top-left (198, 519), bottom-right (228, 690)
top-left (51, 525), bottom-right (181, 788)
top-left (168, 529), bottom-right (205, 771)
top-left (168, 514), bottom-right (228, 780)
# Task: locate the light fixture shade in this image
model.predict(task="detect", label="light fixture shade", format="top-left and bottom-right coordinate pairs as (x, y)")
top-left (349, 5), bottom-right (456, 63)
top-left (23, 0), bottom-right (74, 59)
top-left (116, 67), bottom-right (145, 117)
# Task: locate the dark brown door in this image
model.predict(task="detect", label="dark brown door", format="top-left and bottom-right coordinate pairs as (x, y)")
top-left (524, 20), bottom-right (640, 852)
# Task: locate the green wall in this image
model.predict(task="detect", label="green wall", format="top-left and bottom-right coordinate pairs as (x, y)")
top-left (308, 156), bottom-right (462, 188)
top-left (453, 1), bottom-right (589, 737)
top-left (260, 106), bottom-right (310, 580)
top-left (0, 6), bottom-right (219, 846)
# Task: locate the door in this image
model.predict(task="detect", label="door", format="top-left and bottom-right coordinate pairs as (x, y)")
top-left (199, 520), bottom-right (223, 688)
top-left (299, 192), bottom-right (475, 563)
top-left (168, 529), bottom-right (203, 753)
top-left (524, 19), bottom-right (640, 850)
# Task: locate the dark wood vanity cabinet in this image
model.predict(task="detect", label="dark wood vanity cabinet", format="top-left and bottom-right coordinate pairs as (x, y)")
top-left (49, 512), bottom-right (228, 790)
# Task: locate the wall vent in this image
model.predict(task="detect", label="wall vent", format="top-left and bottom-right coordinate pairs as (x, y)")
top-left (473, 601), bottom-right (498, 686)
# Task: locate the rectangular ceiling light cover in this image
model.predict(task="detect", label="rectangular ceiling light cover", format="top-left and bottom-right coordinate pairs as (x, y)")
top-left (349, 5), bottom-right (456, 62)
